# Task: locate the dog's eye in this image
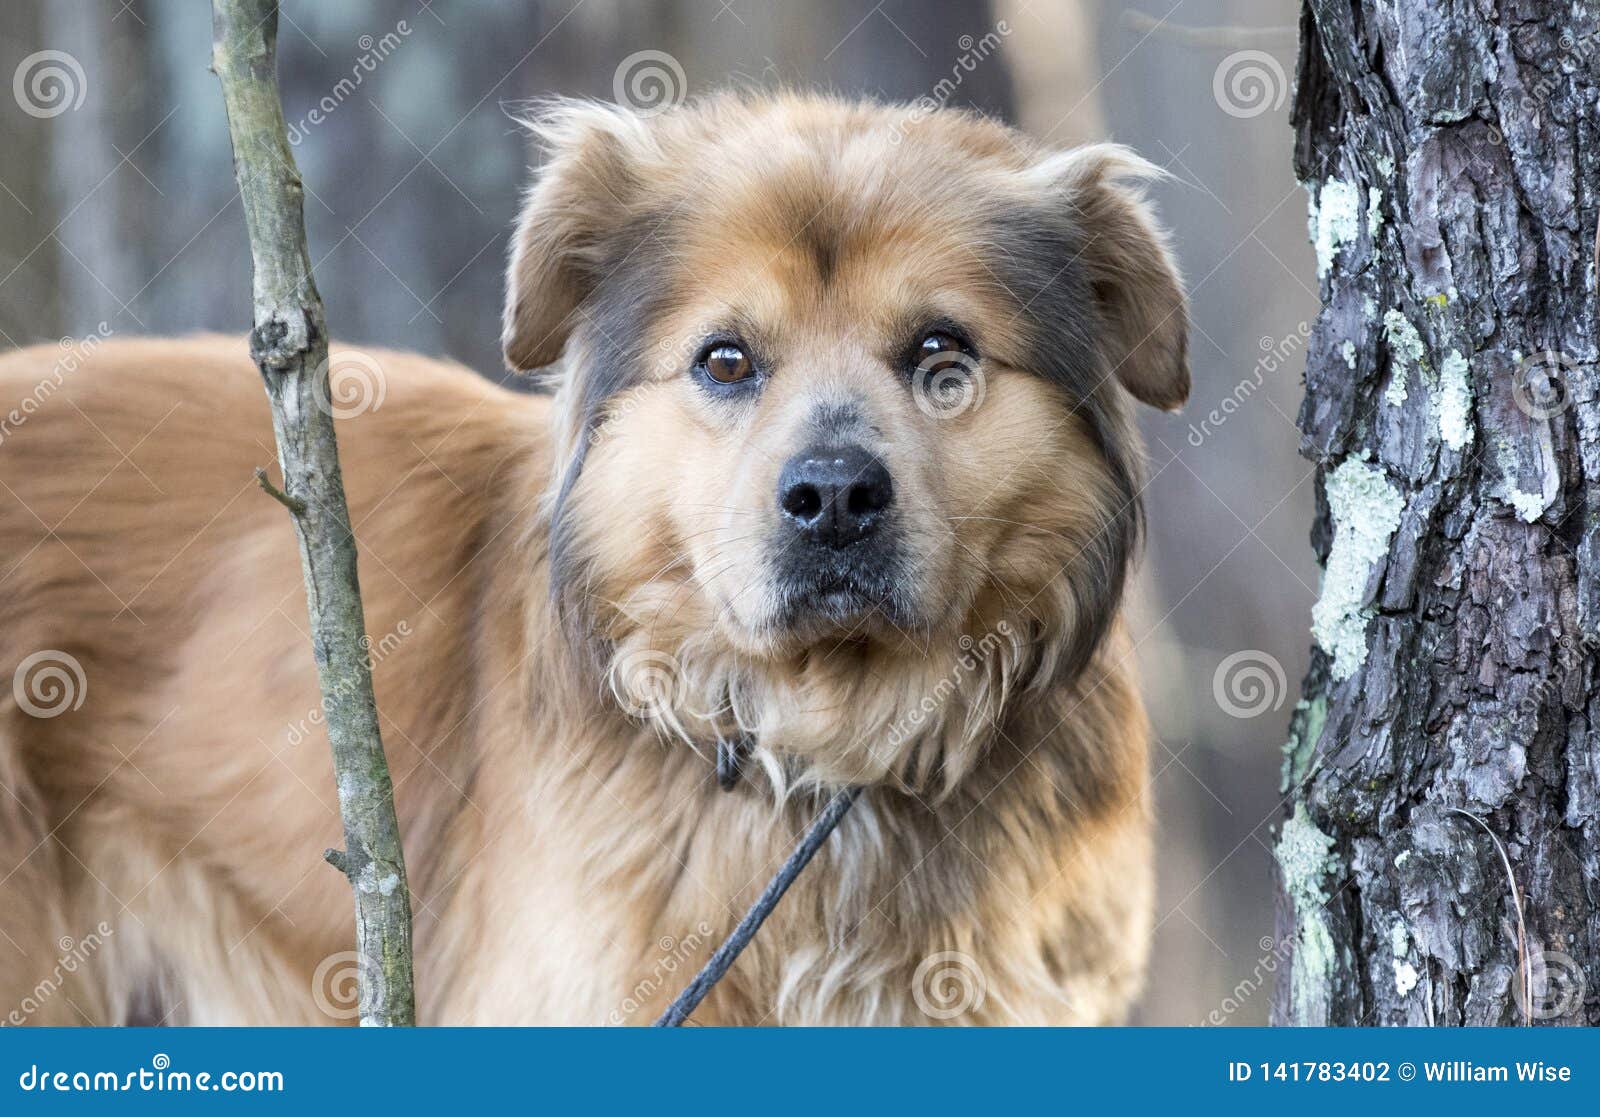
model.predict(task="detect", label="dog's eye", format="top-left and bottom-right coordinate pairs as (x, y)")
top-left (702, 343), bottom-right (754, 384)
top-left (914, 330), bottom-right (973, 370)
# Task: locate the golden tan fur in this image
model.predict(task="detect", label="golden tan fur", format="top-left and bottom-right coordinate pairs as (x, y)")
top-left (0, 94), bottom-right (1185, 1025)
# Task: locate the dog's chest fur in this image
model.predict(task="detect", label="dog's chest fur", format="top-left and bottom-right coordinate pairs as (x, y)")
top-left (409, 556), bottom-right (1153, 1025)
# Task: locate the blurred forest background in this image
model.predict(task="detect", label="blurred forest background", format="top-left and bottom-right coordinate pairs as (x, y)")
top-left (0, 0), bottom-right (1315, 1024)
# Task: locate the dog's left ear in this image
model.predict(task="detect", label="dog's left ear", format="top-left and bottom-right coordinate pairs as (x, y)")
top-left (1029, 145), bottom-right (1190, 411)
top-left (502, 102), bottom-right (653, 371)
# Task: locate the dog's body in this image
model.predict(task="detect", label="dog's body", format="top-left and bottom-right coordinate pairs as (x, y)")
top-left (0, 95), bottom-right (1184, 1025)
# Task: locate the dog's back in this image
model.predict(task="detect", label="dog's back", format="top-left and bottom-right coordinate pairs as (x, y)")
top-left (0, 336), bottom-right (543, 1023)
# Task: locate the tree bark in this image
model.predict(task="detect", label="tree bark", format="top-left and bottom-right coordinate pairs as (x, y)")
top-left (1275, 0), bottom-right (1599, 1026)
top-left (211, 0), bottom-right (415, 1027)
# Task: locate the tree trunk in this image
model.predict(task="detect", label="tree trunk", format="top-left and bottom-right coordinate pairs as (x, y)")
top-left (1275, 0), bottom-right (1599, 1026)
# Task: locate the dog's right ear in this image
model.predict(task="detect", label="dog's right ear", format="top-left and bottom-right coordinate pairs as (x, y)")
top-left (502, 102), bottom-right (653, 371)
top-left (1024, 145), bottom-right (1190, 412)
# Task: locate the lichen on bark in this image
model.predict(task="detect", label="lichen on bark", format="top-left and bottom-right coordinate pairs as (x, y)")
top-left (1309, 458), bottom-right (1404, 680)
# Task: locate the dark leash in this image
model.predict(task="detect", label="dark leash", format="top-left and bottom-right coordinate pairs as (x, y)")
top-left (654, 742), bottom-right (861, 1027)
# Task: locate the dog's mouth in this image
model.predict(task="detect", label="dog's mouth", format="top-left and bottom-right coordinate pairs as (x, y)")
top-left (771, 558), bottom-right (913, 634)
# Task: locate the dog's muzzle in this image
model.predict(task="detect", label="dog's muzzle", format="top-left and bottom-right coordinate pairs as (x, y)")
top-left (772, 443), bottom-right (903, 625)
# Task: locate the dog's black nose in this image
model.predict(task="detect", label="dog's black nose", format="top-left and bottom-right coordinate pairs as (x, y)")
top-left (778, 445), bottom-right (894, 547)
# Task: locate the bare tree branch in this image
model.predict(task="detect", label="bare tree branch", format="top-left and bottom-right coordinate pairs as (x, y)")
top-left (211, 0), bottom-right (415, 1027)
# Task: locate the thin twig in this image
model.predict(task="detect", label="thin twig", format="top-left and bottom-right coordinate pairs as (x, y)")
top-left (253, 466), bottom-right (305, 514)
top-left (1447, 808), bottom-right (1530, 1024)
top-left (212, 0), bottom-right (415, 1026)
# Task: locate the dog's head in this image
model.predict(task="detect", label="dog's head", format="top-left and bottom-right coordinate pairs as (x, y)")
top-left (505, 94), bottom-right (1186, 793)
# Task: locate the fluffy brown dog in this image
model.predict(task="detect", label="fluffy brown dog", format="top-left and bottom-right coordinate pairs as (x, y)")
top-left (0, 93), bottom-right (1186, 1025)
